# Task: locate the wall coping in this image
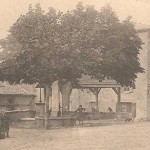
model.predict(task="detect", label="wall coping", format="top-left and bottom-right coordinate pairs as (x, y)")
top-left (35, 116), bottom-right (76, 120)
top-left (35, 102), bottom-right (45, 105)
top-left (5, 109), bottom-right (34, 113)
top-left (20, 118), bottom-right (35, 121)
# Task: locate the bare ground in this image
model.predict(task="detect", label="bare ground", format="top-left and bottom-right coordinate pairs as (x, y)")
top-left (1, 122), bottom-right (150, 150)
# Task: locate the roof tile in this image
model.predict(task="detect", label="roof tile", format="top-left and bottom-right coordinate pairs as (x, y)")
top-left (0, 84), bottom-right (35, 96)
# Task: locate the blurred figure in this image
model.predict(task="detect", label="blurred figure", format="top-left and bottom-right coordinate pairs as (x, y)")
top-left (75, 105), bottom-right (86, 125)
top-left (1, 111), bottom-right (9, 138)
top-left (107, 107), bottom-right (113, 113)
top-left (92, 106), bottom-right (98, 113)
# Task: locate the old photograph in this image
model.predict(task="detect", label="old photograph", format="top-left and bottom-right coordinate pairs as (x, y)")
top-left (0, 0), bottom-right (150, 149)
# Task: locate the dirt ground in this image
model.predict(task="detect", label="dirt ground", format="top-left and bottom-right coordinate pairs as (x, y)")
top-left (1, 122), bottom-right (150, 150)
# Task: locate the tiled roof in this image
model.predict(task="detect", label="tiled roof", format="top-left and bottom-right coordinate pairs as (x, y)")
top-left (74, 75), bottom-right (120, 88)
top-left (0, 84), bottom-right (36, 96)
top-left (0, 83), bottom-right (4, 87)
top-left (79, 75), bottom-right (118, 84)
top-left (135, 23), bottom-right (150, 30)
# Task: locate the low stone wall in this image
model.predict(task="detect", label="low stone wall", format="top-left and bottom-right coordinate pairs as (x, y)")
top-left (36, 117), bottom-right (76, 129)
top-left (116, 112), bottom-right (133, 120)
top-left (85, 112), bottom-right (133, 120)
top-left (49, 117), bottom-right (76, 128)
top-left (62, 111), bottom-right (119, 120)
top-left (13, 118), bottom-right (36, 128)
top-left (13, 117), bottom-right (76, 129)
top-left (85, 112), bottom-right (117, 120)
top-left (5, 109), bottom-right (36, 122)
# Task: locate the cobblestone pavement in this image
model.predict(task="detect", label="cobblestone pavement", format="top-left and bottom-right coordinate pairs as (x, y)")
top-left (1, 122), bottom-right (150, 150)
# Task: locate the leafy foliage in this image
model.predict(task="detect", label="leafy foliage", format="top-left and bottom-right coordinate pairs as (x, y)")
top-left (0, 3), bottom-right (144, 87)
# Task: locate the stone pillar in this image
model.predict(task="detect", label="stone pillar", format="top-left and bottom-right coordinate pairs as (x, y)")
top-left (118, 87), bottom-right (121, 103)
top-left (147, 85), bottom-right (150, 120)
top-left (35, 102), bottom-right (45, 118)
top-left (35, 103), bottom-right (45, 128)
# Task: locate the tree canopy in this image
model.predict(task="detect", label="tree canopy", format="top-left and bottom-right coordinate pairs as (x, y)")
top-left (0, 2), bottom-right (144, 87)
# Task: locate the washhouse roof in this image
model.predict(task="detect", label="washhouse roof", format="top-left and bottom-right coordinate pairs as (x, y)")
top-left (0, 84), bottom-right (36, 96)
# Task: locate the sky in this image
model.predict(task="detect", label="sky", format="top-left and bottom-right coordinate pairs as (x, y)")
top-left (0, 0), bottom-right (150, 39)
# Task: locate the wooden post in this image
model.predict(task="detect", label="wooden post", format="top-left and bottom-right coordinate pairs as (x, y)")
top-left (89, 88), bottom-right (101, 111)
top-left (39, 88), bottom-right (42, 103)
top-left (58, 84), bottom-right (61, 117)
top-left (95, 88), bottom-right (99, 108)
top-left (43, 86), bottom-right (46, 103)
top-left (95, 88), bottom-right (101, 111)
top-left (118, 87), bottom-right (121, 103)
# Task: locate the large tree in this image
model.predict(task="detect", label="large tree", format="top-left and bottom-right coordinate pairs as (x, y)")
top-left (0, 3), bottom-right (144, 118)
top-left (58, 3), bottom-right (144, 112)
top-left (0, 4), bottom-right (59, 129)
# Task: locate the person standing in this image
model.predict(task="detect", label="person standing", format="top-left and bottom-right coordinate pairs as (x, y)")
top-left (75, 105), bottom-right (86, 125)
top-left (1, 112), bottom-right (9, 138)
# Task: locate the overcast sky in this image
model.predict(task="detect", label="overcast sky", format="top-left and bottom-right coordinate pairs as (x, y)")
top-left (0, 0), bottom-right (150, 39)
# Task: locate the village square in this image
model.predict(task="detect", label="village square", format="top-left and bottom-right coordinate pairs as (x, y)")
top-left (0, 0), bottom-right (150, 150)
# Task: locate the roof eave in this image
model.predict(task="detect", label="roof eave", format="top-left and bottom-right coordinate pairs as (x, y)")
top-left (136, 28), bottom-right (150, 33)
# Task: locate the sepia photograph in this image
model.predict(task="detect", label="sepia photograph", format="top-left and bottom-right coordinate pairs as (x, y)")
top-left (0, 0), bottom-right (150, 149)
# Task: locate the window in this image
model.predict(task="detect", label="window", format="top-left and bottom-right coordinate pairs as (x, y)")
top-left (124, 86), bottom-right (130, 92)
top-left (7, 98), bottom-right (15, 110)
top-left (122, 86), bottom-right (134, 93)
top-left (121, 104), bottom-right (127, 112)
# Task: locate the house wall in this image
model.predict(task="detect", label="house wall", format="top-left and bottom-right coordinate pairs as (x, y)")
top-left (147, 32), bottom-right (150, 120)
top-left (120, 31), bottom-right (149, 119)
top-left (6, 110), bottom-right (35, 122)
top-left (0, 96), bottom-right (9, 111)
top-left (0, 95), bottom-right (35, 111)
top-left (14, 95), bottom-right (35, 110)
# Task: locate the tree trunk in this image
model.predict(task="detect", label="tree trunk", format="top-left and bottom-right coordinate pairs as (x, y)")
top-left (59, 80), bottom-right (73, 115)
top-left (44, 84), bottom-right (52, 130)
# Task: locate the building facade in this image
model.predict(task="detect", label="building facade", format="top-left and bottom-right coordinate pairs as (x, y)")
top-left (0, 83), bottom-right (36, 111)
